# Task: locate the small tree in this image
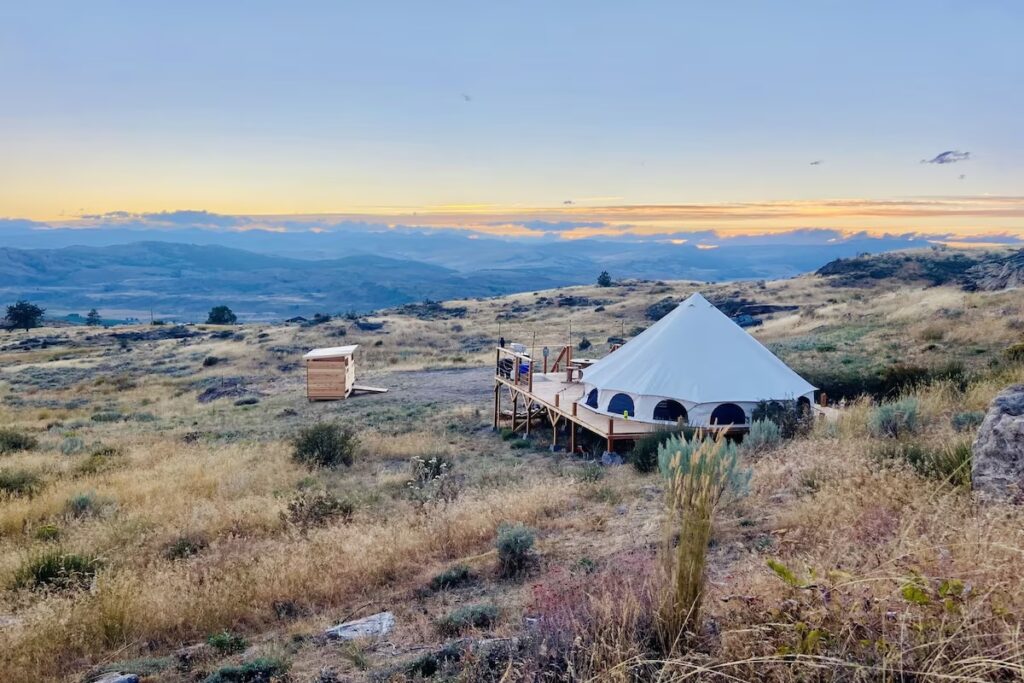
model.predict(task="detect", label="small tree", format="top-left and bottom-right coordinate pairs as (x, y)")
top-left (206, 305), bottom-right (237, 325)
top-left (597, 271), bottom-right (613, 287)
top-left (85, 309), bottom-right (102, 326)
top-left (5, 301), bottom-right (45, 331)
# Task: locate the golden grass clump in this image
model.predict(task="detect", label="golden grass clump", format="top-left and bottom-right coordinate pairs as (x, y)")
top-left (657, 432), bottom-right (746, 652)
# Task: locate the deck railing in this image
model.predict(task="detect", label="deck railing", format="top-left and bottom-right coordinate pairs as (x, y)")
top-left (495, 346), bottom-right (534, 392)
top-left (548, 345), bottom-right (572, 373)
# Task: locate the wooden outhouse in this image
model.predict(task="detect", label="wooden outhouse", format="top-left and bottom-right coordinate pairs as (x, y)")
top-left (304, 345), bottom-right (358, 400)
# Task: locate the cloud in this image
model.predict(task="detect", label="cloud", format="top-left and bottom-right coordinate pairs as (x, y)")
top-left (26, 195), bottom-right (1024, 243)
top-left (514, 220), bottom-right (607, 232)
top-left (78, 210), bottom-right (246, 229)
top-left (922, 150), bottom-right (971, 164)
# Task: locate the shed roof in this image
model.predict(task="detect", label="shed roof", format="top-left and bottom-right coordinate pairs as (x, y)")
top-left (581, 293), bottom-right (815, 404)
top-left (304, 345), bottom-right (359, 360)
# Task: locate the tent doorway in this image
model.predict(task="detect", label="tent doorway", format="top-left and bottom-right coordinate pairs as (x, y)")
top-left (653, 399), bottom-right (687, 423)
top-left (710, 403), bottom-right (746, 426)
top-left (608, 393), bottom-right (635, 417)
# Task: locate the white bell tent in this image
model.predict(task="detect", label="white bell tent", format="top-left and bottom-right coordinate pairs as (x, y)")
top-left (580, 293), bottom-right (816, 427)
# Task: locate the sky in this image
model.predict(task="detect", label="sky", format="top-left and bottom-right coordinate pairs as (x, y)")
top-left (1, 1), bottom-right (1022, 239)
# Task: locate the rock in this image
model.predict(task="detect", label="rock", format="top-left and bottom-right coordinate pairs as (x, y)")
top-left (601, 451), bottom-right (624, 466)
top-left (963, 249), bottom-right (1024, 291)
top-left (324, 611), bottom-right (395, 640)
top-left (113, 326), bottom-right (197, 343)
top-left (972, 385), bottom-right (1024, 502)
top-left (93, 674), bottom-right (140, 683)
top-left (194, 376), bottom-right (253, 403)
top-left (234, 397), bottom-right (260, 406)
top-left (174, 642), bottom-right (214, 669)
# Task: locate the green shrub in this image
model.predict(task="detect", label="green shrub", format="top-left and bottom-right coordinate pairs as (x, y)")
top-left (1005, 342), bottom-right (1024, 363)
top-left (292, 423), bottom-right (358, 468)
top-left (577, 336), bottom-right (592, 351)
top-left (868, 398), bottom-right (920, 438)
top-left (90, 411), bottom-right (125, 423)
top-left (407, 455), bottom-right (460, 509)
top-left (75, 452), bottom-right (121, 477)
top-left (59, 436), bottom-right (85, 455)
top-left (283, 491), bottom-right (355, 528)
top-left (404, 643), bottom-right (463, 679)
top-left (951, 411), bottom-right (985, 433)
top-left (509, 438), bottom-right (531, 450)
top-left (873, 439), bottom-right (972, 487)
top-left (930, 441), bottom-right (973, 487)
top-left (499, 428), bottom-right (516, 441)
top-left (743, 419), bottom-right (781, 453)
top-left (435, 603), bottom-right (498, 636)
top-left (575, 462), bottom-right (604, 482)
top-left (64, 492), bottom-right (110, 518)
top-left (33, 524), bottom-right (61, 541)
top-left (11, 550), bottom-right (101, 591)
top-left (409, 455), bottom-right (453, 484)
top-left (203, 657), bottom-right (288, 683)
top-left (495, 523), bottom-right (536, 577)
top-left (0, 429), bottom-right (37, 454)
top-left (89, 444), bottom-right (123, 457)
top-left (164, 532), bottom-right (209, 560)
top-left (0, 469), bottom-right (44, 498)
top-left (630, 430), bottom-right (682, 474)
top-left (429, 563), bottom-right (473, 591)
top-left (207, 630), bottom-right (248, 654)
top-left (752, 399), bottom-right (810, 438)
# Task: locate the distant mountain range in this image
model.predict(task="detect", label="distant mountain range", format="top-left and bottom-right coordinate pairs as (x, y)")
top-left (0, 228), bottom-right (940, 321)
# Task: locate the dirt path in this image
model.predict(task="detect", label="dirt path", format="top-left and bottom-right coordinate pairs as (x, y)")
top-left (352, 365), bottom-right (494, 408)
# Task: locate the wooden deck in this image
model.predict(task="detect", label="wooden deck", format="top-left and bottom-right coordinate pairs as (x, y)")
top-left (492, 346), bottom-right (664, 453)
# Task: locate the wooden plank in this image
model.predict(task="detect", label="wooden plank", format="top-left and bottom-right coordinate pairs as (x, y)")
top-left (350, 385), bottom-right (388, 394)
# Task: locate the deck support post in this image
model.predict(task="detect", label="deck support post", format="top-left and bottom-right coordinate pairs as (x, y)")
top-left (511, 392), bottom-right (519, 434)
top-left (569, 421), bottom-right (576, 454)
top-left (607, 419), bottom-right (614, 454)
top-left (493, 383), bottom-right (500, 429)
top-left (525, 399), bottom-right (532, 436)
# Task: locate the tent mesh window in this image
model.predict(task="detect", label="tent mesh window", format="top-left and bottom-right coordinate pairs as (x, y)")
top-left (607, 393), bottom-right (635, 417)
top-left (710, 403), bottom-right (746, 426)
top-left (585, 389), bottom-right (599, 409)
top-left (653, 399), bottom-right (687, 423)
top-left (798, 396), bottom-right (812, 414)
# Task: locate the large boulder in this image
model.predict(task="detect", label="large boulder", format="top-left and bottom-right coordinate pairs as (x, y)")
top-left (93, 674), bottom-right (140, 683)
top-left (972, 385), bottom-right (1024, 502)
top-left (324, 611), bottom-right (395, 640)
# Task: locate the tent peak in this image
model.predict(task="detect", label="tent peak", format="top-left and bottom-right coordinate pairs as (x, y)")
top-left (681, 292), bottom-right (710, 307)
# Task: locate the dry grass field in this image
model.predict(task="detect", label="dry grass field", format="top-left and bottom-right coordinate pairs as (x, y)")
top-left (1, 263), bottom-right (1024, 682)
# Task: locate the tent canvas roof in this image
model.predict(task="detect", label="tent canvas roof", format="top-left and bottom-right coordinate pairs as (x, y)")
top-left (304, 345), bottom-right (359, 360)
top-left (581, 293), bottom-right (815, 404)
